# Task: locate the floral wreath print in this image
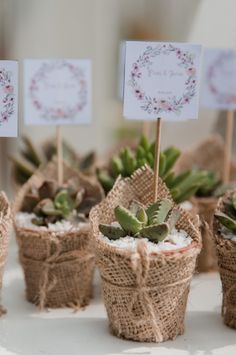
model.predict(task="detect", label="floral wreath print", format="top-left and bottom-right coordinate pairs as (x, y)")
top-left (0, 68), bottom-right (15, 126)
top-left (128, 43), bottom-right (197, 115)
top-left (29, 60), bottom-right (87, 121)
top-left (207, 51), bottom-right (236, 105)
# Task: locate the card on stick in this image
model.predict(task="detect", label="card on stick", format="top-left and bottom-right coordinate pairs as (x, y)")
top-left (123, 41), bottom-right (202, 121)
top-left (0, 60), bottom-right (18, 137)
top-left (24, 59), bottom-right (92, 126)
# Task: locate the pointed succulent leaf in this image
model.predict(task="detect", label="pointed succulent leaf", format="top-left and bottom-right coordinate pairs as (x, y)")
top-left (164, 172), bottom-right (175, 188)
top-left (166, 207), bottom-right (181, 230)
top-left (173, 184), bottom-right (200, 204)
top-left (10, 156), bottom-right (36, 177)
top-left (79, 151), bottom-right (95, 171)
top-left (136, 145), bottom-right (146, 160)
top-left (96, 169), bottom-right (115, 194)
top-left (111, 156), bottom-right (124, 177)
top-left (42, 199), bottom-right (62, 216)
top-left (146, 199), bottom-right (172, 225)
top-left (120, 148), bottom-right (136, 176)
top-left (129, 200), bottom-right (145, 215)
top-left (99, 224), bottom-right (126, 240)
top-left (54, 189), bottom-right (74, 216)
top-left (170, 170), bottom-right (192, 189)
top-left (215, 211), bottom-right (236, 232)
top-left (22, 136), bottom-right (44, 166)
top-left (162, 147), bottom-right (181, 178)
top-left (139, 135), bottom-right (150, 152)
top-left (136, 207), bottom-right (148, 225)
top-left (159, 153), bottom-right (166, 178)
top-left (140, 223), bottom-right (169, 242)
top-left (38, 180), bottom-right (58, 200)
top-left (114, 206), bottom-right (143, 235)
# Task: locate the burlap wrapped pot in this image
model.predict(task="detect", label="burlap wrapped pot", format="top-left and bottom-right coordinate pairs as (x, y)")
top-left (90, 166), bottom-right (201, 342)
top-left (175, 134), bottom-right (236, 273)
top-left (13, 160), bottom-right (103, 310)
top-left (191, 196), bottom-right (218, 272)
top-left (213, 189), bottom-right (236, 329)
top-left (0, 191), bottom-right (11, 316)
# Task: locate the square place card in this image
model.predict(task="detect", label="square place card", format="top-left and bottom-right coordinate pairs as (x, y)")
top-left (0, 60), bottom-right (18, 137)
top-left (201, 48), bottom-right (236, 109)
top-left (24, 59), bottom-right (91, 125)
top-left (123, 41), bottom-right (202, 121)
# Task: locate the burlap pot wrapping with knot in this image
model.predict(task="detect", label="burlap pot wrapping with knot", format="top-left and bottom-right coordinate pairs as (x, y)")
top-left (90, 166), bottom-right (202, 343)
top-left (213, 190), bottom-right (236, 329)
top-left (13, 160), bottom-right (104, 310)
top-left (175, 134), bottom-right (236, 273)
top-left (0, 191), bottom-right (11, 316)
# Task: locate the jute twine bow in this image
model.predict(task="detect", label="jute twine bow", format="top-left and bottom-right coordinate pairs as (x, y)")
top-left (20, 235), bottom-right (94, 310)
top-left (102, 240), bottom-right (192, 342)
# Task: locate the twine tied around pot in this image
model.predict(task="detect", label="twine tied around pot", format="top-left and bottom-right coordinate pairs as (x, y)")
top-left (101, 240), bottom-right (193, 342)
top-left (19, 235), bottom-right (94, 310)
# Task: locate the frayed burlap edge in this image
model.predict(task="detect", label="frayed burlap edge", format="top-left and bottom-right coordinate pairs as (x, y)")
top-left (0, 191), bottom-right (12, 316)
top-left (213, 189), bottom-right (236, 329)
top-left (13, 160), bottom-right (104, 310)
top-left (90, 165), bottom-right (201, 342)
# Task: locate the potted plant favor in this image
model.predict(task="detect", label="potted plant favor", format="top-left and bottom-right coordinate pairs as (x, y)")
top-left (97, 135), bottom-right (207, 209)
top-left (0, 192), bottom-right (11, 316)
top-left (13, 160), bottom-right (103, 309)
top-left (213, 190), bottom-right (236, 329)
top-left (10, 135), bottom-right (96, 189)
top-left (90, 166), bottom-right (201, 343)
top-left (174, 135), bottom-right (236, 272)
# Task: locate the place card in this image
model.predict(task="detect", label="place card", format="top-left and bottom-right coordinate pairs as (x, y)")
top-left (201, 48), bottom-right (236, 109)
top-left (0, 61), bottom-right (18, 137)
top-left (24, 59), bottom-right (91, 125)
top-left (123, 41), bottom-right (202, 121)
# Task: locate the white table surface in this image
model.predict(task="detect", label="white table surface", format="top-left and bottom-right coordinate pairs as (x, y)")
top-left (0, 237), bottom-right (235, 355)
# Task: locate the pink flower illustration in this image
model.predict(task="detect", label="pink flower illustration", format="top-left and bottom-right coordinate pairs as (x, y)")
top-left (4, 85), bottom-right (14, 94)
top-left (186, 67), bottom-right (196, 76)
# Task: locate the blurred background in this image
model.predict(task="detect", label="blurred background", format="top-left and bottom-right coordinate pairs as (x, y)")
top-left (0, 0), bottom-right (236, 190)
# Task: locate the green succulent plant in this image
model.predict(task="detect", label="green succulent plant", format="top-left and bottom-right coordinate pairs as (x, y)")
top-left (10, 136), bottom-right (96, 186)
top-left (214, 192), bottom-right (236, 233)
top-left (22, 179), bottom-right (101, 227)
top-left (97, 136), bottom-right (181, 194)
top-left (99, 198), bottom-right (181, 243)
top-left (97, 135), bottom-right (211, 204)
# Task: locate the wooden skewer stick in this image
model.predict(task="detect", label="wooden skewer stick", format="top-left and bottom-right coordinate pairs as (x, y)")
top-left (153, 117), bottom-right (162, 202)
top-left (57, 125), bottom-right (63, 185)
top-left (223, 110), bottom-right (234, 183)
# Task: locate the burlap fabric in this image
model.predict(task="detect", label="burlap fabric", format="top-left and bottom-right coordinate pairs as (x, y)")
top-left (0, 192), bottom-right (11, 316)
top-left (213, 190), bottom-right (236, 329)
top-left (13, 160), bottom-right (104, 309)
top-left (90, 166), bottom-right (201, 342)
top-left (175, 135), bottom-right (236, 273)
top-left (191, 197), bottom-right (218, 272)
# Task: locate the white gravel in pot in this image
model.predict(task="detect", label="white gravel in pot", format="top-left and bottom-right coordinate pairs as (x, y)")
top-left (220, 226), bottom-right (236, 242)
top-left (15, 212), bottom-right (87, 232)
top-left (100, 222), bottom-right (193, 253)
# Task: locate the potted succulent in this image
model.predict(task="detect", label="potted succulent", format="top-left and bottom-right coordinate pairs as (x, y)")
top-left (10, 135), bottom-right (96, 189)
top-left (0, 191), bottom-right (11, 316)
top-left (97, 136), bottom-right (207, 207)
top-left (213, 190), bottom-right (236, 328)
top-left (13, 160), bottom-right (103, 309)
top-left (174, 135), bottom-right (236, 272)
top-left (90, 166), bottom-right (201, 342)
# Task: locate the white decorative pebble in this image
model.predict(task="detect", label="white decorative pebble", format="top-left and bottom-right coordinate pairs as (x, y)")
top-left (15, 212), bottom-right (87, 232)
top-left (180, 201), bottom-right (193, 211)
